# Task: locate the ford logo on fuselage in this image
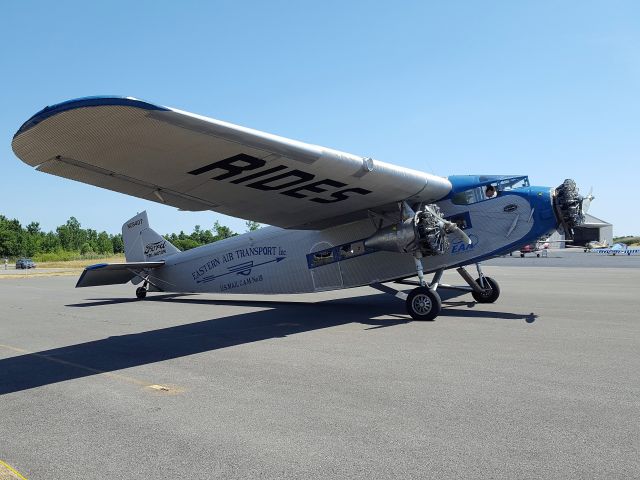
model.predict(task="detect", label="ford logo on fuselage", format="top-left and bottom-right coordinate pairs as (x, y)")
top-left (144, 241), bottom-right (166, 257)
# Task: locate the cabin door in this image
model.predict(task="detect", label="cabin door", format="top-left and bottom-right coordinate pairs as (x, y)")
top-left (308, 241), bottom-right (343, 291)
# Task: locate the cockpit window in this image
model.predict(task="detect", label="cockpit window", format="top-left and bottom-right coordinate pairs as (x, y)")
top-left (452, 183), bottom-right (498, 205)
top-left (497, 177), bottom-right (529, 191)
top-left (449, 176), bottom-right (529, 205)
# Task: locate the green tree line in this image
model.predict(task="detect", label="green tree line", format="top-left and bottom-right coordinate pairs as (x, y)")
top-left (0, 214), bottom-right (260, 261)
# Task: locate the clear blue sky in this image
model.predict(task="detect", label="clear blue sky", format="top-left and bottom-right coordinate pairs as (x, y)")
top-left (2, 1), bottom-right (638, 236)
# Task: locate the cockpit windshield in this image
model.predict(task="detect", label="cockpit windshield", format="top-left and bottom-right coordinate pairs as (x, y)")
top-left (452, 187), bottom-right (490, 205)
top-left (496, 176), bottom-right (529, 191)
top-left (450, 175), bottom-right (529, 206)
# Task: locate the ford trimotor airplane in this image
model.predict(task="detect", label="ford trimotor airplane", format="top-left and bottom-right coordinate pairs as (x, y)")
top-left (12, 96), bottom-right (589, 320)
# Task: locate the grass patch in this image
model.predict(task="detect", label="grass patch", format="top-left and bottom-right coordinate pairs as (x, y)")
top-left (613, 236), bottom-right (640, 246)
top-left (36, 254), bottom-right (126, 269)
top-left (33, 251), bottom-right (126, 263)
top-left (0, 270), bottom-right (81, 280)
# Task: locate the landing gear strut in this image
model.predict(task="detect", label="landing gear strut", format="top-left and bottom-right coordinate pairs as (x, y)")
top-left (458, 263), bottom-right (500, 304)
top-left (371, 262), bottom-right (500, 321)
top-left (131, 271), bottom-right (163, 300)
top-left (403, 257), bottom-right (443, 321)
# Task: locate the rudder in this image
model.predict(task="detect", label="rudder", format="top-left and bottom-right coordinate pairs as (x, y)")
top-left (122, 211), bottom-right (180, 262)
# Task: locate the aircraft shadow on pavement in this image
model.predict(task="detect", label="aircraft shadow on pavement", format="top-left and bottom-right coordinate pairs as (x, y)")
top-left (1, 291), bottom-right (536, 395)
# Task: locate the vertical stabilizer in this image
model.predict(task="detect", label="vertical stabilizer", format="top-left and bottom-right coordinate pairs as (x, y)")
top-left (122, 211), bottom-right (180, 262)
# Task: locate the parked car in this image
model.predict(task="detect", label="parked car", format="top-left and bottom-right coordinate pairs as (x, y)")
top-left (15, 258), bottom-right (36, 269)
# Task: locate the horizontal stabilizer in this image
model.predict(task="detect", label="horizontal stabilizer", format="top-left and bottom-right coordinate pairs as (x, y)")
top-left (75, 261), bottom-right (164, 288)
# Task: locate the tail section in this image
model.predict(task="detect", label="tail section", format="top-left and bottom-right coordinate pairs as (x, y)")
top-left (122, 211), bottom-right (180, 262)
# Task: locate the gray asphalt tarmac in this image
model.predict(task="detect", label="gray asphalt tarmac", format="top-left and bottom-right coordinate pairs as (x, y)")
top-left (1, 261), bottom-right (639, 479)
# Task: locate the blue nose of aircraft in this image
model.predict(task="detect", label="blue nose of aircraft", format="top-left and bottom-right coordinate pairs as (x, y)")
top-left (528, 179), bottom-right (586, 239)
top-left (527, 185), bottom-right (559, 237)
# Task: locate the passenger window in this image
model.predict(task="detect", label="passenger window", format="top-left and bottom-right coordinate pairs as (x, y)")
top-left (339, 241), bottom-right (366, 260)
top-left (312, 249), bottom-right (334, 267)
top-left (446, 213), bottom-right (472, 230)
top-left (452, 191), bottom-right (474, 205)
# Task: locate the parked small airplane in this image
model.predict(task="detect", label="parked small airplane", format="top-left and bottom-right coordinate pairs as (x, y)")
top-left (12, 96), bottom-right (591, 320)
top-left (516, 237), bottom-right (572, 257)
top-left (589, 242), bottom-right (639, 255)
top-left (583, 240), bottom-right (609, 252)
top-left (517, 241), bottom-right (551, 258)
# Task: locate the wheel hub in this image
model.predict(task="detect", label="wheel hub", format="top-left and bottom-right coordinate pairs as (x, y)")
top-left (478, 287), bottom-right (492, 298)
top-left (412, 294), bottom-right (432, 315)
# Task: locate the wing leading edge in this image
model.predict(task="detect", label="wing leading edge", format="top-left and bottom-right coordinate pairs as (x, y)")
top-left (13, 96), bottom-right (452, 229)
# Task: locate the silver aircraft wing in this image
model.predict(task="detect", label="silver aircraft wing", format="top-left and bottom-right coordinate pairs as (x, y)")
top-left (12, 96), bottom-right (451, 230)
top-left (75, 261), bottom-right (165, 288)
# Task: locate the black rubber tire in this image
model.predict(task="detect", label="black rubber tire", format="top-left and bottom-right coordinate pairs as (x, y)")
top-left (536, 253), bottom-right (540, 257)
top-left (520, 253), bottom-right (525, 258)
top-left (135, 287), bottom-right (147, 300)
top-left (406, 287), bottom-right (441, 321)
top-left (471, 277), bottom-right (500, 303)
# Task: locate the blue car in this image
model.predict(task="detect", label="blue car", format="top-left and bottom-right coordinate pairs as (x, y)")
top-left (15, 258), bottom-right (36, 269)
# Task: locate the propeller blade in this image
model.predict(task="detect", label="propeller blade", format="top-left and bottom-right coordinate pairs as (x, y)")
top-left (582, 186), bottom-right (594, 214)
top-left (401, 201), bottom-right (416, 221)
top-left (423, 204), bottom-right (472, 245)
top-left (450, 224), bottom-right (472, 245)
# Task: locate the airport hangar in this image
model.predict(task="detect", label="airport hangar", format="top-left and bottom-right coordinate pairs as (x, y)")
top-left (548, 213), bottom-right (613, 247)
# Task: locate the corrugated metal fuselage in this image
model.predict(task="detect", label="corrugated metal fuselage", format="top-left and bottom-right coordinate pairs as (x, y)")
top-left (151, 187), bottom-right (557, 295)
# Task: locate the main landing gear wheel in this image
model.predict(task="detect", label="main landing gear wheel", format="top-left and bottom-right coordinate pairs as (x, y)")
top-left (471, 277), bottom-right (500, 303)
top-left (135, 286), bottom-right (147, 300)
top-left (406, 287), bottom-right (442, 321)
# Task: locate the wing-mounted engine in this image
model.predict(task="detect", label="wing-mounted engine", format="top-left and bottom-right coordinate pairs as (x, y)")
top-left (364, 202), bottom-right (470, 257)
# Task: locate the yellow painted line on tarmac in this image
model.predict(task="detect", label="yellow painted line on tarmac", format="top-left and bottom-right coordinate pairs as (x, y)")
top-left (0, 343), bottom-right (180, 394)
top-left (0, 460), bottom-right (28, 480)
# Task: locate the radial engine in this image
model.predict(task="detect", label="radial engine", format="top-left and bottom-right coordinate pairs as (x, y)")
top-left (364, 203), bottom-right (470, 257)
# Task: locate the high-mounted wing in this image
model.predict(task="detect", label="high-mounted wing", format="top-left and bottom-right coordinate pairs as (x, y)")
top-left (12, 96), bottom-right (451, 229)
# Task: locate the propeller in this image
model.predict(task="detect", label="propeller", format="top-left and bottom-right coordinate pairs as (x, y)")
top-left (421, 204), bottom-right (472, 245)
top-left (441, 218), bottom-right (472, 245)
top-left (582, 187), bottom-right (594, 214)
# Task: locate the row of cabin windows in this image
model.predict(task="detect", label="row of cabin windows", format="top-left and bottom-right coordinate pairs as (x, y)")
top-left (307, 240), bottom-right (370, 268)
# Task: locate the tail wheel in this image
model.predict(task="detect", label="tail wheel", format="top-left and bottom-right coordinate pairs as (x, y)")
top-left (472, 277), bottom-right (500, 303)
top-left (135, 287), bottom-right (147, 300)
top-left (406, 287), bottom-right (442, 321)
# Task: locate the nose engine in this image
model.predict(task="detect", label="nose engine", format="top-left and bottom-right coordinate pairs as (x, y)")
top-left (553, 179), bottom-right (590, 237)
